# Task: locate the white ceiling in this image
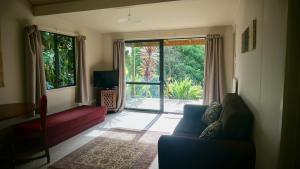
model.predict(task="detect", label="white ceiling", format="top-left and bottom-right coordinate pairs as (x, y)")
top-left (34, 0), bottom-right (239, 33)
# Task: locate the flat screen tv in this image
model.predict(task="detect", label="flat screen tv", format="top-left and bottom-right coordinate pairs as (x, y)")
top-left (93, 70), bottom-right (119, 88)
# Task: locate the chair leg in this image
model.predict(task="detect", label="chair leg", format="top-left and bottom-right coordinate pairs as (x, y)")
top-left (10, 137), bottom-right (16, 169)
top-left (45, 148), bottom-right (50, 164)
top-left (11, 147), bottom-right (16, 168)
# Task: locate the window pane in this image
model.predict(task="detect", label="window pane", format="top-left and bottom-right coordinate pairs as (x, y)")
top-left (41, 31), bottom-right (76, 90)
top-left (125, 42), bottom-right (160, 83)
top-left (56, 34), bottom-right (75, 87)
top-left (163, 39), bottom-right (205, 113)
top-left (41, 32), bottom-right (56, 89)
top-left (125, 84), bottom-right (160, 110)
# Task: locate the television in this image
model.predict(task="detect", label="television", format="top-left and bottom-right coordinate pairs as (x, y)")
top-left (93, 70), bottom-right (119, 88)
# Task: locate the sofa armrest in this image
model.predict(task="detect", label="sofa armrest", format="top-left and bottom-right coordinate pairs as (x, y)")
top-left (158, 135), bottom-right (255, 169)
top-left (183, 104), bottom-right (208, 120)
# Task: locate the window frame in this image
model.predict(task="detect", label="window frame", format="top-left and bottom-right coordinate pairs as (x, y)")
top-left (40, 31), bottom-right (77, 90)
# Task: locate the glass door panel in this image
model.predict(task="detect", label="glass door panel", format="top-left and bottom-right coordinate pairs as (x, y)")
top-left (125, 84), bottom-right (160, 110)
top-left (125, 41), bottom-right (162, 111)
top-left (163, 39), bottom-right (205, 113)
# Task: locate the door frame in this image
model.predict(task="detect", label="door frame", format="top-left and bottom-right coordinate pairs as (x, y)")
top-left (124, 39), bottom-right (164, 112)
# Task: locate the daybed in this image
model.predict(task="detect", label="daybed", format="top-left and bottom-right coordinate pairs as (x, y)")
top-left (14, 105), bottom-right (107, 147)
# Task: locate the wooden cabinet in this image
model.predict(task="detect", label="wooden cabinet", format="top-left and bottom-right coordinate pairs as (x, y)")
top-left (100, 89), bottom-right (117, 112)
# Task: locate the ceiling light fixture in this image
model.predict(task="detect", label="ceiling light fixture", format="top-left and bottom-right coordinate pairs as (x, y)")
top-left (118, 8), bottom-right (141, 24)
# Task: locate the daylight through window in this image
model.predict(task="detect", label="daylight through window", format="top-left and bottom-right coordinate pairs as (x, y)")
top-left (41, 31), bottom-right (76, 90)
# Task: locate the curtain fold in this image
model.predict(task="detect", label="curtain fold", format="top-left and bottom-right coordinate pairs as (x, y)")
top-left (75, 36), bottom-right (88, 103)
top-left (25, 25), bottom-right (46, 116)
top-left (113, 40), bottom-right (125, 112)
top-left (203, 34), bottom-right (225, 104)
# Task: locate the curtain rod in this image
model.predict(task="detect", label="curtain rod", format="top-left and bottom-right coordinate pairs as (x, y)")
top-left (123, 35), bottom-right (207, 42)
top-left (37, 25), bottom-right (81, 37)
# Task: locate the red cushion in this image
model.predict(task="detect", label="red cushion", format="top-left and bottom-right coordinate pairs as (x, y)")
top-left (14, 119), bottom-right (42, 139)
top-left (47, 106), bottom-right (103, 126)
top-left (13, 106), bottom-right (107, 147)
top-left (46, 105), bottom-right (107, 146)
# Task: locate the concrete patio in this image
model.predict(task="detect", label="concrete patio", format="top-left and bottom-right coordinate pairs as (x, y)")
top-left (125, 98), bottom-right (203, 113)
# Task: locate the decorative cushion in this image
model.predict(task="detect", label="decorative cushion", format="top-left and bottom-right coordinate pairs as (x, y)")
top-left (199, 120), bottom-right (222, 140)
top-left (201, 102), bottom-right (222, 125)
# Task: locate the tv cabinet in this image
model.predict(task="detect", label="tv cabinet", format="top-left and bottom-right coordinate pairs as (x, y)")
top-left (100, 88), bottom-right (117, 112)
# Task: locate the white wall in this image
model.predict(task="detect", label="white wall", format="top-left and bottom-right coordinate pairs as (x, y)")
top-left (0, 0), bottom-right (103, 115)
top-left (0, 0), bottom-right (32, 104)
top-left (234, 0), bottom-right (288, 169)
top-left (102, 26), bottom-right (234, 93)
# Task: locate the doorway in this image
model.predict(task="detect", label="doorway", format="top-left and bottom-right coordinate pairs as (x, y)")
top-left (124, 38), bottom-right (205, 113)
top-left (125, 40), bottom-right (163, 112)
top-left (163, 38), bottom-right (205, 113)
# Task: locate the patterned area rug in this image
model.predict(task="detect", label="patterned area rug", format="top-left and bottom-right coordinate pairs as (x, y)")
top-left (48, 128), bottom-right (167, 169)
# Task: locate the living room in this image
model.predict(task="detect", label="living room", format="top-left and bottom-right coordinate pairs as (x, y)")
top-left (0, 0), bottom-right (298, 169)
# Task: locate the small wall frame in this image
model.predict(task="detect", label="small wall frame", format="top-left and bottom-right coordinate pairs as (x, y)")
top-left (241, 19), bottom-right (257, 53)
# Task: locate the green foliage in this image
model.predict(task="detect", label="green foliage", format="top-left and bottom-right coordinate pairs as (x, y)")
top-left (165, 79), bottom-right (203, 100)
top-left (125, 42), bottom-right (205, 100)
top-left (136, 85), bottom-right (152, 97)
top-left (164, 45), bottom-right (205, 86)
top-left (41, 31), bottom-right (75, 90)
top-left (126, 84), bottom-right (160, 99)
top-left (125, 47), bottom-right (142, 82)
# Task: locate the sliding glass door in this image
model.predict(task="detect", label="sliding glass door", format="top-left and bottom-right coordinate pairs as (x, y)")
top-left (125, 38), bottom-right (205, 113)
top-left (125, 40), bottom-right (163, 111)
top-left (163, 39), bottom-right (205, 113)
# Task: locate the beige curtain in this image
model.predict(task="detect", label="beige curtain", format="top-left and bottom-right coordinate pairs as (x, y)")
top-left (113, 40), bottom-right (125, 112)
top-left (25, 25), bottom-right (46, 116)
top-left (75, 36), bottom-right (88, 103)
top-left (203, 34), bottom-right (225, 104)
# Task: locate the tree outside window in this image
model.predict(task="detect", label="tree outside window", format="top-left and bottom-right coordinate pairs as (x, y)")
top-left (41, 31), bottom-right (76, 90)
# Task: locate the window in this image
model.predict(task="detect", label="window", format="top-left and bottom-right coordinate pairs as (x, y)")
top-left (41, 31), bottom-right (76, 90)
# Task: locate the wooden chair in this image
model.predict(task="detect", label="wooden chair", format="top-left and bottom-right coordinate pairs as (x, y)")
top-left (12, 95), bottom-right (50, 166)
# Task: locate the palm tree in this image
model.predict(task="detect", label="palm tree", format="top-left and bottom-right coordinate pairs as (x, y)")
top-left (140, 46), bottom-right (158, 82)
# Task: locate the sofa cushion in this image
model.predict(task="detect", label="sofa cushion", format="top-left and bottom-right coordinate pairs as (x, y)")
top-left (220, 93), bottom-right (254, 140)
top-left (199, 120), bottom-right (222, 140)
top-left (201, 102), bottom-right (222, 125)
top-left (173, 118), bottom-right (207, 137)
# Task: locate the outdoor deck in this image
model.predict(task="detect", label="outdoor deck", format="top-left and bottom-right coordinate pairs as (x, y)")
top-left (126, 98), bottom-right (203, 113)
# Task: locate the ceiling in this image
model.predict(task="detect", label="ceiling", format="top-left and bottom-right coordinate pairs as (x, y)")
top-left (29, 0), bottom-right (78, 6)
top-left (33, 0), bottom-right (239, 33)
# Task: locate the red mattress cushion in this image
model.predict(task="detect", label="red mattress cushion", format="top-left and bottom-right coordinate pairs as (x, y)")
top-left (14, 119), bottom-right (41, 139)
top-left (46, 105), bottom-right (107, 146)
top-left (13, 106), bottom-right (107, 147)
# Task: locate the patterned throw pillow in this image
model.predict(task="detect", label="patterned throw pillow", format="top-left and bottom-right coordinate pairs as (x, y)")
top-left (199, 120), bottom-right (222, 140)
top-left (201, 102), bottom-right (222, 125)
